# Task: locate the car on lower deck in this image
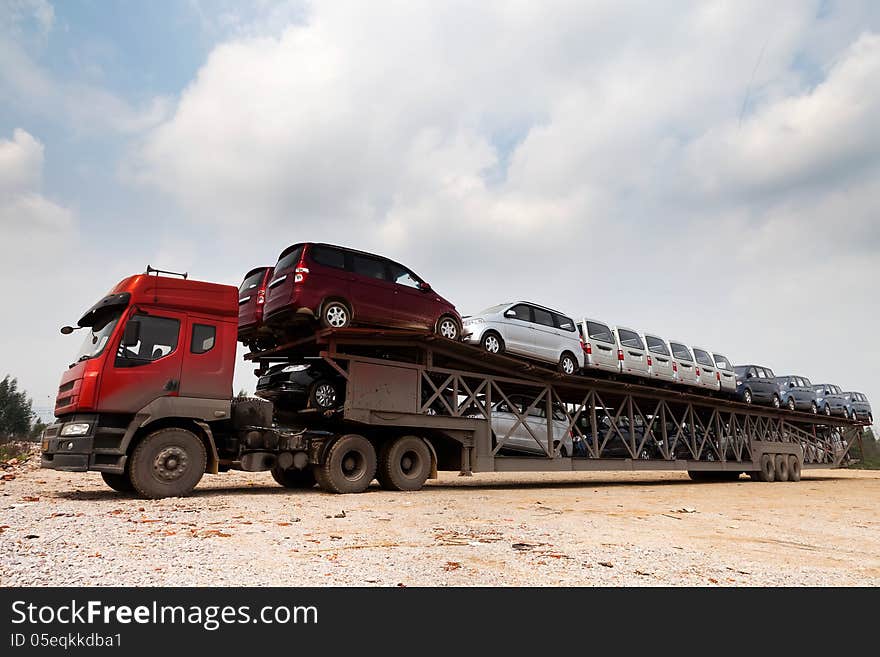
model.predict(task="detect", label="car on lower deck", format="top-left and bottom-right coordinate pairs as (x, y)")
top-left (812, 383), bottom-right (848, 417)
top-left (490, 394), bottom-right (573, 457)
top-left (263, 242), bottom-right (462, 340)
top-left (712, 352), bottom-right (736, 394)
top-left (463, 302), bottom-right (583, 375)
top-left (843, 392), bottom-right (872, 423)
top-left (775, 375), bottom-right (818, 413)
top-left (255, 359), bottom-right (345, 412)
top-left (734, 364), bottom-right (780, 408)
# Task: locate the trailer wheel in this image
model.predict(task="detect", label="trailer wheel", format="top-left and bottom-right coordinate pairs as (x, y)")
top-left (314, 434), bottom-right (376, 494)
top-left (101, 471), bottom-right (135, 493)
top-left (774, 454), bottom-right (790, 482)
top-left (271, 465), bottom-right (316, 489)
top-left (377, 436), bottom-right (432, 491)
top-left (757, 454), bottom-right (775, 482)
top-left (788, 455), bottom-right (801, 482)
top-left (129, 427), bottom-right (206, 499)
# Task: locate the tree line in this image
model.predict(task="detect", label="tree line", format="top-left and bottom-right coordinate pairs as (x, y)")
top-left (0, 376), bottom-right (46, 442)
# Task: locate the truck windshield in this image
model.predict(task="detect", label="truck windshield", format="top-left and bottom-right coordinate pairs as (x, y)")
top-left (73, 309), bottom-right (122, 363)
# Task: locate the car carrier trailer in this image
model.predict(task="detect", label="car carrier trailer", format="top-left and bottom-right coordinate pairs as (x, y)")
top-left (41, 272), bottom-right (865, 498)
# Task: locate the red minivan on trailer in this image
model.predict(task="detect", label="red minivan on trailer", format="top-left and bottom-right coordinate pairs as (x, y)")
top-left (263, 242), bottom-right (462, 340)
top-left (237, 266), bottom-right (273, 349)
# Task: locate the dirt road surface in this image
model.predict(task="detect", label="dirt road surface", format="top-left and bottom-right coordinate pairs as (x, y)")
top-left (2, 458), bottom-right (878, 586)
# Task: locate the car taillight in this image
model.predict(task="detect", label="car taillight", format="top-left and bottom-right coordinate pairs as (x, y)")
top-left (673, 362), bottom-right (678, 373)
top-left (256, 289), bottom-right (266, 305)
top-left (696, 367), bottom-right (700, 377)
top-left (647, 355), bottom-right (652, 367)
top-left (716, 371), bottom-right (721, 381)
top-left (581, 339), bottom-right (592, 355)
top-left (618, 349), bottom-right (624, 361)
top-left (294, 266), bottom-right (309, 283)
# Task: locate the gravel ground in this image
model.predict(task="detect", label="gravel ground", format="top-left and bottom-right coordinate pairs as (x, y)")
top-left (2, 452), bottom-right (878, 586)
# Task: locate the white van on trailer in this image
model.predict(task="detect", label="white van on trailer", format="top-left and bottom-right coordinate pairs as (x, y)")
top-left (644, 333), bottom-right (676, 383)
top-left (669, 340), bottom-right (700, 387)
top-left (577, 318), bottom-right (620, 375)
top-left (692, 346), bottom-right (721, 391)
top-left (614, 325), bottom-right (650, 378)
top-left (713, 352), bottom-right (737, 394)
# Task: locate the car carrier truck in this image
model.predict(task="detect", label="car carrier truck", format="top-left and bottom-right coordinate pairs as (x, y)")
top-left (41, 270), bottom-right (865, 498)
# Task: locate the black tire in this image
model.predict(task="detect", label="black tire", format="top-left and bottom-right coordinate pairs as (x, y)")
top-left (436, 315), bottom-right (461, 341)
top-left (481, 331), bottom-right (504, 355)
top-left (788, 455), bottom-right (801, 482)
top-left (787, 397), bottom-right (796, 412)
top-left (309, 379), bottom-right (339, 410)
top-left (824, 404), bottom-right (831, 416)
top-left (101, 471), bottom-right (135, 493)
top-left (129, 427), bottom-right (206, 499)
top-left (313, 434), bottom-right (376, 494)
top-left (757, 454), bottom-right (775, 482)
top-left (743, 389), bottom-right (753, 405)
top-left (376, 436), bottom-right (432, 492)
top-left (869, 413), bottom-right (874, 425)
top-left (559, 352), bottom-right (577, 376)
top-left (810, 401), bottom-right (817, 415)
top-left (772, 394), bottom-right (781, 409)
top-left (320, 301), bottom-right (351, 329)
top-left (271, 465), bottom-right (316, 489)
top-left (774, 454), bottom-right (790, 482)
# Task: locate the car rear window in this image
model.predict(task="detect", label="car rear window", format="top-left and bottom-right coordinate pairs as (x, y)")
top-left (351, 254), bottom-right (388, 280)
top-left (310, 245), bottom-right (346, 269)
top-left (693, 349), bottom-right (714, 368)
top-left (671, 343), bottom-right (692, 361)
top-left (239, 270), bottom-right (266, 293)
top-left (617, 329), bottom-right (643, 349)
top-left (735, 366), bottom-right (748, 377)
top-left (713, 354), bottom-right (732, 371)
top-left (646, 336), bottom-right (669, 356)
top-left (274, 244), bottom-right (304, 274)
top-left (533, 308), bottom-right (554, 327)
top-left (585, 321), bottom-right (614, 344)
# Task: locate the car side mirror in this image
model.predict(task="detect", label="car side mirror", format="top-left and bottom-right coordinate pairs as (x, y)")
top-left (504, 310), bottom-right (516, 318)
top-left (418, 281), bottom-right (432, 292)
top-left (121, 320), bottom-right (140, 347)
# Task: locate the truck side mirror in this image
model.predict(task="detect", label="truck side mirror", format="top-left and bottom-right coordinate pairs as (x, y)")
top-left (121, 320), bottom-right (141, 347)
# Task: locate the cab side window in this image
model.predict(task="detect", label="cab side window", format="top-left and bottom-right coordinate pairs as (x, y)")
top-left (191, 324), bottom-right (216, 354)
top-left (116, 314), bottom-right (180, 367)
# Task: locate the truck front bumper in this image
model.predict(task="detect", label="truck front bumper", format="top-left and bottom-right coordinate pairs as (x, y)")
top-left (41, 415), bottom-right (127, 474)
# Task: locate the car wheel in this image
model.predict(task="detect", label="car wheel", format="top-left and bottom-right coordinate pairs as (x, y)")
top-left (772, 394), bottom-right (781, 409)
top-left (869, 413), bottom-right (874, 424)
top-left (321, 301), bottom-right (351, 329)
top-left (810, 401), bottom-right (817, 415)
top-left (743, 389), bottom-right (753, 405)
top-left (787, 397), bottom-right (796, 412)
top-left (824, 404), bottom-right (831, 416)
top-left (559, 352), bottom-right (577, 376)
top-left (481, 332), bottom-right (503, 355)
top-left (436, 315), bottom-right (460, 340)
top-left (309, 380), bottom-right (339, 410)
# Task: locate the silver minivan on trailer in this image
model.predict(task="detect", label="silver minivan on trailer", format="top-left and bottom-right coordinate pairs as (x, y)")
top-left (578, 318), bottom-right (620, 375)
top-left (669, 340), bottom-right (699, 387)
top-left (712, 352), bottom-right (737, 394)
top-left (692, 346), bottom-right (721, 391)
top-left (644, 333), bottom-right (676, 383)
top-left (615, 326), bottom-right (649, 378)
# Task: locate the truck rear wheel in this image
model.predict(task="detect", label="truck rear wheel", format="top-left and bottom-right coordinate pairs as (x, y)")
top-left (314, 434), bottom-right (376, 494)
top-left (757, 454), bottom-right (775, 482)
top-left (271, 465), bottom-right (316, 489)
top-left (377, 436), bottom-right (432, 491)
top-left (774, 454), bottom-right (790, 482)
top-left (101, 471), bottom-right (135, 493)
top-left (129, 427), bottom-right (206, 499)
top-left (788, 455), bottom-right (802, 482)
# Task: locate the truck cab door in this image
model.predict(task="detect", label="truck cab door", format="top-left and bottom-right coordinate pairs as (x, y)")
top-left (100, 310), bottom-right (185, 413)
top-left (179, 315), bottom-right (236, 400)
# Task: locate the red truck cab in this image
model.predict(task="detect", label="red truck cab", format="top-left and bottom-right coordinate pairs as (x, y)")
top-left (43, 273), bottom-right (238, 485)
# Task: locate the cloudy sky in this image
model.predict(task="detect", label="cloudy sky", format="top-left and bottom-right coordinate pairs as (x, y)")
top-left (1, 0), bottom-right (878, 424)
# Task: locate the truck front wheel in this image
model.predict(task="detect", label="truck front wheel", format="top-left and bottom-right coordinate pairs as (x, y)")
top-left (271, 465), bottom-right (316, 489)
top-left (101, 471), bottom-right (135, 493)
top-left (129, 427), bottom-right (206, 499)
top-left (314, 434), bottom-right (376, 494)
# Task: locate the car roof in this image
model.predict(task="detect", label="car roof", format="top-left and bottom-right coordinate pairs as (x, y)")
top-left (581, 316), bottom-right (611, 325)
top-left (668, 339), bottom-right (691, 346)
top-left (614, 324), bottom-right (641, 334)
top-left (242, 265), bottom-right (272, 279)
top-left (513, 301), bottom-right (569, 315)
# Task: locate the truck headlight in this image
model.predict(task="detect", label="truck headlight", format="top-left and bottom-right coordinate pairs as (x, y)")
top-left (60, 423), bottom-right (90, 436)
top-left (282, 364), bottom-right (309, 373)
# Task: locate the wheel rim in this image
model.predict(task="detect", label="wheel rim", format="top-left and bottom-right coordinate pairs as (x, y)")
top-left (484, 335), bottom-right (500, 353)
top-left (398, 449), bottom-right (423, 479)
top-left (340, 450), bottom-right (366, 481)
top-left (811, 403), bottom-right (817, 414)
top-left (562, 357), bottom-right (575, 375)
top-left (439, 319), bottom-right (458, 339)
top-left (788, 399), bottom-right (796, 411)
top-left (773, 396), bottom-right (780, 408)
top-left (153, 446), bottom-right (189, 482)
top-left (744, 391), bottom-right (752, 404)
top-left (315, 383), bottom-right (336, 408)
top-left (825, 405), bottom-right (831, 416)
top-left (326, 305), bottom-right (347, 327)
